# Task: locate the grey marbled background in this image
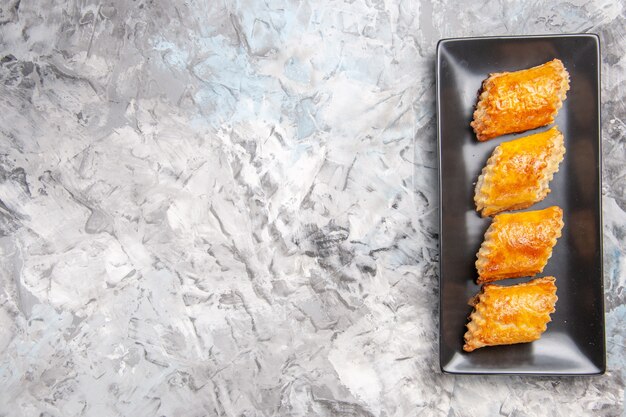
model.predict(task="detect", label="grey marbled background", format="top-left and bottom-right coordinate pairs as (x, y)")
top-left (0, 0), bottom-right (624, 416)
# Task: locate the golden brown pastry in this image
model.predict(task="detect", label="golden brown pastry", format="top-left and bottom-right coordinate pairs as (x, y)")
top-left (475, 127), bottom-right (565, 217)
top-left (471, 59), bottom-right (570, 141)
top-left (476, 206), bottom-right (563, 284)
top-left (463, 276), bottom-right (558, 352)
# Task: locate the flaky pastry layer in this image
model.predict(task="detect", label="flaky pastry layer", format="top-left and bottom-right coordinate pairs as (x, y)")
top-left (475, 126), bottom-right (565, 217)
top-left (463, 277), bottom-right (558, 352)
top-left (476, 206), bottom-right (564, 283)
top-left (471, 58), bottom-right (570, 141)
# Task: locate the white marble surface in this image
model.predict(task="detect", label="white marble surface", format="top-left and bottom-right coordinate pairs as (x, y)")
top-left (0, 0), bottom-right (624, 416)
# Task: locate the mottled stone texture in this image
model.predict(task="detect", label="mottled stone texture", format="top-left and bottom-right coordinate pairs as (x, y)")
top-left (0, 0), bottom-right (624, 416)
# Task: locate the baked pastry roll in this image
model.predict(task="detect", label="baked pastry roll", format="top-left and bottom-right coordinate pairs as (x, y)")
top-left (471, 58), bottom-right (570, 141)
top-left (476, 206), bottom-right (563, 284)
top-left (475, 126), bottom-right (565, 217)
top-left (463, 276), bottom-right (557, 352)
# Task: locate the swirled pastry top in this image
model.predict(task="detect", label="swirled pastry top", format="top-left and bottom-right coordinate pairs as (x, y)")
top-left (463, 276), bottom-right (558, 352)
top-left (476, 206), bottom-right (564, 284)
top-left (474, 127), bottom-right (565, 217)
top-left (471, 59), bottom-right (570, 141)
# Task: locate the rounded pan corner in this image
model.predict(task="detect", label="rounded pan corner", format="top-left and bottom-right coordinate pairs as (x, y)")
top-left (578, 32), bottom-right (601, 43)
top-left (439, 352), bottom-right (452, 372)
top-left (573, 33), bottom-right (601, 53)
top-left (436, 38), bottom-right (454, 56)
top-left (439, 363), bottom-right (458, 375)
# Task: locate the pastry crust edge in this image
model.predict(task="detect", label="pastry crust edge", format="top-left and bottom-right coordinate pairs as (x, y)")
top-left (474, 127), bottom-right (566, 217)
top-left (470, 59), bottom-right (570, 142)
top-left (475, 207), bottom-right (564, 283)
top-left (463, 276), bottom-right (558, 352)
